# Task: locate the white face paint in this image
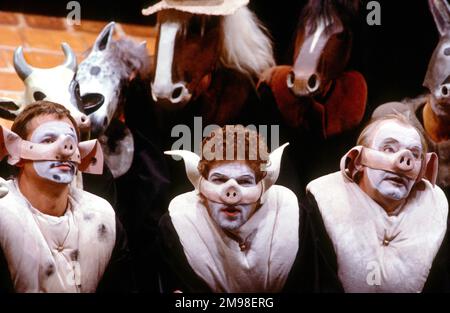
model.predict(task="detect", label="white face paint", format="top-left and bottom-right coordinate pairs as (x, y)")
top-left (31, 121), bottom-right (78, 184)
top-left (365, 121), bottom-right (422, 201)
top-left (205, 162), bottom-right (258, 232)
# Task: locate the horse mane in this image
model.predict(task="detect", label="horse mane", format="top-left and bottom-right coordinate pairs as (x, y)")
top-left (220, 7), bottom-right (275, 78)
top-left (300, 0), bottom-right (360, 34)
top-left (112, 38), bottom-right (152, 79)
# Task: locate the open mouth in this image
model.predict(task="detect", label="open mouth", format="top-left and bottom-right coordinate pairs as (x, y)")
top-left (221, 207), bottom-right (241, 218)
top-left (51, 162), bottom-right (75, 172)
top-left (384, 175), bottom-right (407, 187)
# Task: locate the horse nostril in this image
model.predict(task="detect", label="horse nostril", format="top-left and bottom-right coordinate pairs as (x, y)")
top-left (307, 74), bottom-right (319, 91)
top-left (82, 93), bottom-right (105, 115)
top-left (103, 117), bottom-right (108, 126)
top-left (287, 71), bottom-right (295, 88)
top-left (172, 86), bottom-right (183, 100)
top-left (442, 86), bottom-right (449, 97)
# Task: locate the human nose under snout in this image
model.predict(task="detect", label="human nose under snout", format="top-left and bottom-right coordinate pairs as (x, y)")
top-left (219, 180), bottom-right (242, 205)
top-left (394, 150), bottom-right (415, 173)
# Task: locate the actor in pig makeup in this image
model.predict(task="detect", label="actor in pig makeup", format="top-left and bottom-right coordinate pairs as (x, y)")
top-left (0, 101), bottom-right (133, 293)
top-left (158, 125), bottom-right (300, 292)
top-left (291, 113), bottom-right (449, 293)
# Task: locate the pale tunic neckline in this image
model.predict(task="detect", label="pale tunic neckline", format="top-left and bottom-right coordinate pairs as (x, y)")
top-left (169, 185), bottom-right (300, 293)
top-left (11, 179), bottom-right (81, 292)
top-left (307, 172), bottom-right (448, 293)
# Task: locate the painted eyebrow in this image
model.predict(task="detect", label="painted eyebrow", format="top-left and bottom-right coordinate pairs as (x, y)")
top-left (381, 138), bottom-right (421, 152)
top-left (41, 132), bottom-right (58, 138)
top-left (209, 173), bottom-right (255, 180)
top-left (209, 173), bottom-right (229, 180)
top-left (40, 131), bottom-right (77, 139)
top-left (237, 175), bottom-right (256, 180)
top-left (408, 145), bottom-right (422, 153)
top-left (380, 138), bottom-right (399, 145)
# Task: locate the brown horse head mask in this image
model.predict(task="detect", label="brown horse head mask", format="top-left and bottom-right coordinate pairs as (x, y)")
top-left (287, 0), bottom-right (359, 98)
top-left (424, 0), bottom-right (450, 116)
top-left (151, 10), bottom-right (223, 109)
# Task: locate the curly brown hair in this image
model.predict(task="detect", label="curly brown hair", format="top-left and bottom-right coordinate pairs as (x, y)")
top-left (198, 125), bottom-right (269, 183)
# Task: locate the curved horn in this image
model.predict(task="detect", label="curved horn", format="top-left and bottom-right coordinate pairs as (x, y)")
top-left (61, 42), bottom-right (77, 72)
top-left (13, 46), bottom-right (33, 81)
top-left (262, 143), bottom-right (289, 193)
top-left (165, 150), bottom-right (201, 190)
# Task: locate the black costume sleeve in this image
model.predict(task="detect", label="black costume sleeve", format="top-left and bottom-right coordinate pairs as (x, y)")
top-left (283, 192), bottom-right (344, 293)
top-left (157, 213), bottom-right (212, 293)
top-left (0, 245), bottom-right (14, 293)
top-left (83, 164), bottom-right (117, 209)
top-left (422, 212), bottom-right (450, 292)
top-left (285, 191), bottom-right (450, 293)
top-left (96, 216), bottom-right (136, 293)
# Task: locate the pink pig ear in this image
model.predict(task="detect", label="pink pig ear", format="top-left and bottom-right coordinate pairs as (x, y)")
top-left (78, 140), bottom-right (104, 175)
top-left (0, 125), bottom-right (22, 165)
top-left (340, 146), bottom-right (364, 182)
top-left (423, 152), bottom-right (439, 186)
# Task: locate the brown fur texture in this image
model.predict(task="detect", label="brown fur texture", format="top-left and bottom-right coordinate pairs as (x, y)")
top-left (261, 65), bottom-right (366, 138)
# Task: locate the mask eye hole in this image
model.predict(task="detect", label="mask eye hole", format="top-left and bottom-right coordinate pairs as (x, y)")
top-left (33, 91), bottom-right (46, 101)
top-left (444, 47), bottom-right (450, 56)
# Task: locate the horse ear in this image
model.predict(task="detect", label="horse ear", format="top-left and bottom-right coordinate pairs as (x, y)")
top-left (94, 21), bottom-right (115, 51)
top-left (429, 0), bottom-right (450, 36)
top-left (0, 99), bottom-right (20, 121)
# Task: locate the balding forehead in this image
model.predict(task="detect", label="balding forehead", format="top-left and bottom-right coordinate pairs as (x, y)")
top-left (370, 120), bottom-right (422, 149)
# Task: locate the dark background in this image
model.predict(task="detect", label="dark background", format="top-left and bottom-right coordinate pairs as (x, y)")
top-left (0, 0), bottom-right (439, 117)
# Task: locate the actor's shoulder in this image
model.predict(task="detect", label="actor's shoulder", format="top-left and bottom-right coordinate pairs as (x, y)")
top-left (169, 190), bottom-right (199, 205)
top-left (0, 180), bottom-right (29, 225)
top-left (0, 180), bottom-right (23, 206)
top-left (422, 180), bottom-right (449, 212)
top-left (268, 185), bottom-right (299, 202)
top-left (168, 190), bottom-right (201, 216)
top-left (306, 171), bottom-right (344, 194)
